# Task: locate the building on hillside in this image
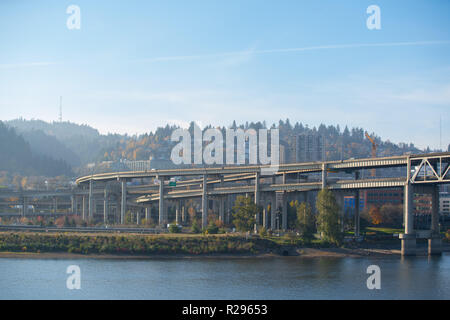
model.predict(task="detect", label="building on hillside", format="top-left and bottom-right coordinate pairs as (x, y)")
top-left (279, 141), bottom-right (290, 164)
top-left (295, 134), bottom-right (324, 163)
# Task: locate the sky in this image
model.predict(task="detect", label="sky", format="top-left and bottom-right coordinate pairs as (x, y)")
top-left (0, 0), bottom-right (449, 150)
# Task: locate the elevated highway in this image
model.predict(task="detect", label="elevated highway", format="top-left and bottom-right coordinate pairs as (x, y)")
top-left (74, 152), bottom-right (450, 256)
top-left (1, 152), bottom-right (448, 256)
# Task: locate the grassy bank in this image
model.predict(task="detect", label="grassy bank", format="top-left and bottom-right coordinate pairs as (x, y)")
top-left (0, 232), bottom-right (285, 256)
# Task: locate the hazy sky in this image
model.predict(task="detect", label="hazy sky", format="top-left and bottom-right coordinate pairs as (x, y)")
top-left (0, 0), bottom-right (449, 149)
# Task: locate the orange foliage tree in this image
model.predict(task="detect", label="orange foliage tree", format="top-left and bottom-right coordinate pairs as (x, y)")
top-left (369, 206), bottom-right (383, 225)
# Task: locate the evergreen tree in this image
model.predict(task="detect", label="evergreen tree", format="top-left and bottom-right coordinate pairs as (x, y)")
top-left (297, 202), bottom-right (316, 242)
top-left (232, 196), bottom-right (257, 232)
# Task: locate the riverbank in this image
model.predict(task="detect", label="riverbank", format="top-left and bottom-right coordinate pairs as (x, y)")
top-left (0, 247), bottom-right (401, 260)
top-left (0, 231), bottom-right (447, 260)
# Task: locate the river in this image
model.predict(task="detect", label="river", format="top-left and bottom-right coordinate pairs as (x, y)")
top-left (1, 254), bottom-right (449, 299)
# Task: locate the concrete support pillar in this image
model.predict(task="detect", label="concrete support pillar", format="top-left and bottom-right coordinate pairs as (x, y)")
top-left (176, 201), bottom-right (180, 225)
top-left (182, 204), bottom-right (186, 223)
top-left (401, 182), bottom-right (416, 256)
top-left (227, 195), bottom-right (232, 224)
top-left (115, 197), bottom-right (120, 224)
top-left (70, 195), bottom-right (75, 215)
top-left (254, 172), bottom-right (260, 230)
top-left (353, 171), bottom-right (360, 238)
top-left (202, 175), bottom-right (208, 229)
top-left (103, 187), bottom-right (108, 224)
top-left (429, 185), bottom-right (441, 255)
top-left (53, 197), bottom-right (58, 214)
top-left (282, 192), bottom-right (287, 231)
top-left (354, 190), bottom-right (360, 237)
top-left (262, 205), bottom-right (268, 229)
top-left (82, 195), bottom-right (87, 220)
top-left (212, 198), bottom-right (217, 215)
top-left (159, 177), bottom-right (166, 227)
top-left (136, 211), bottom-right (141, 225)
top-left (121, 180), bottom-right (127, 225)
top-left (73, 196), bottom-right (78, 215)
top-left (145, 206), bottom-right (150, 221)
top-left (22, 197), bottom-right (27, 216)
top-left (219, 197), bottom-right (225, 222)
top-left (270, 193), bottom-right (276, 230)
top-left (334, 191), bottom-right (345, 232)
top-left (88, 180), bottom-right (93, 219)
top-left (321, 163), bottom-right (327, 189)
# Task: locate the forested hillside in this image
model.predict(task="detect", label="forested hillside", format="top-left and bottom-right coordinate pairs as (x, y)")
top-left (4, 118), bottom-right (424, 174)
top-left (7, 119), bottom-right (125, 165)
top-left (0, 122), bottom-right (72, 177)
top-left (20, 129), bottom-right (81, 167)
top-left (99, 120), bottom-right (422, 163)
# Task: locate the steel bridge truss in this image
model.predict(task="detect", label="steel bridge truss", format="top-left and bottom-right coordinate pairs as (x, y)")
top-left (410, 154), bottom-right (450, 184)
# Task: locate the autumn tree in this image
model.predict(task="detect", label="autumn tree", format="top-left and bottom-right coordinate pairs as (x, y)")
top-left (369, 206), bottom-right (383, 225)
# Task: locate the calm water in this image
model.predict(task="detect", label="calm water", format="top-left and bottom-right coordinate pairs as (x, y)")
top-left (0, 254), bottom-right (449, 299)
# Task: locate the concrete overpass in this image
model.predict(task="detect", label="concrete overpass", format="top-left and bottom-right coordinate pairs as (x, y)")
top-left (73, 152), bottom-right (450, 256)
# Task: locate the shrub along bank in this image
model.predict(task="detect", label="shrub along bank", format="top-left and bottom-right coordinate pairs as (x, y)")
top-left (0, 232), bottom-right (284, 255)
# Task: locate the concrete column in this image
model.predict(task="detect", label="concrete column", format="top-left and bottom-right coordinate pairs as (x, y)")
top-left (254, 172), bottom-right (260, 230)
top-left (136, 211), bottom-right (141, 225)
top-left (53, 197), bottom-right (58, 214)
top-left (22, 197), bottom-right (27, 216)
top-left (404, 183), bottom-right (414, 235)
top-left (145, 206), bottom-right (150, 221)
top-left (82, 195), bottom-right (87, 220)
top-left (429, 185), bottom-right (441, 255)
top-left (354, 190), bottom-right (360, 237)
top-left (73, 196), bottom-right (78, 215)
top-left (116, 197), bottom-right (120, 224)
top-left (212, 198), bottom-right (217, 214)
top-left (321, 163), bottom-right (327, 189)
top-left (202, 175), bottom-right (208, 229)
top-left (335, 191), bottom-right (345, 232)
top-left (401, 182), bottom-right (416, 256)
top-left (270, 193), bottom-right (276, 230)
top-left (263, 205), bottom-right (268, 229)
top-left (282, 192), bottom-right (287, 230)
top-left (353, 171), bottom-right (360, 238)
top-left (219, 197), bottom-right (225, 222)
top-left (227, 195), bottom-right (232, 224)
top-left (121, 180), bottom-right (127, 225)
top-left (70, 195), bottom-right (75, 215)
top-left (88, 180), bottom-right (93, 219)
top-left (103, 187), bottom-right (108, 224)
top-left (176, 201), bottom-right (180, 225)
top-left (158, 177), bottom-right (165, 227)
top-left (182, 204), bottom-right (186, 223)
